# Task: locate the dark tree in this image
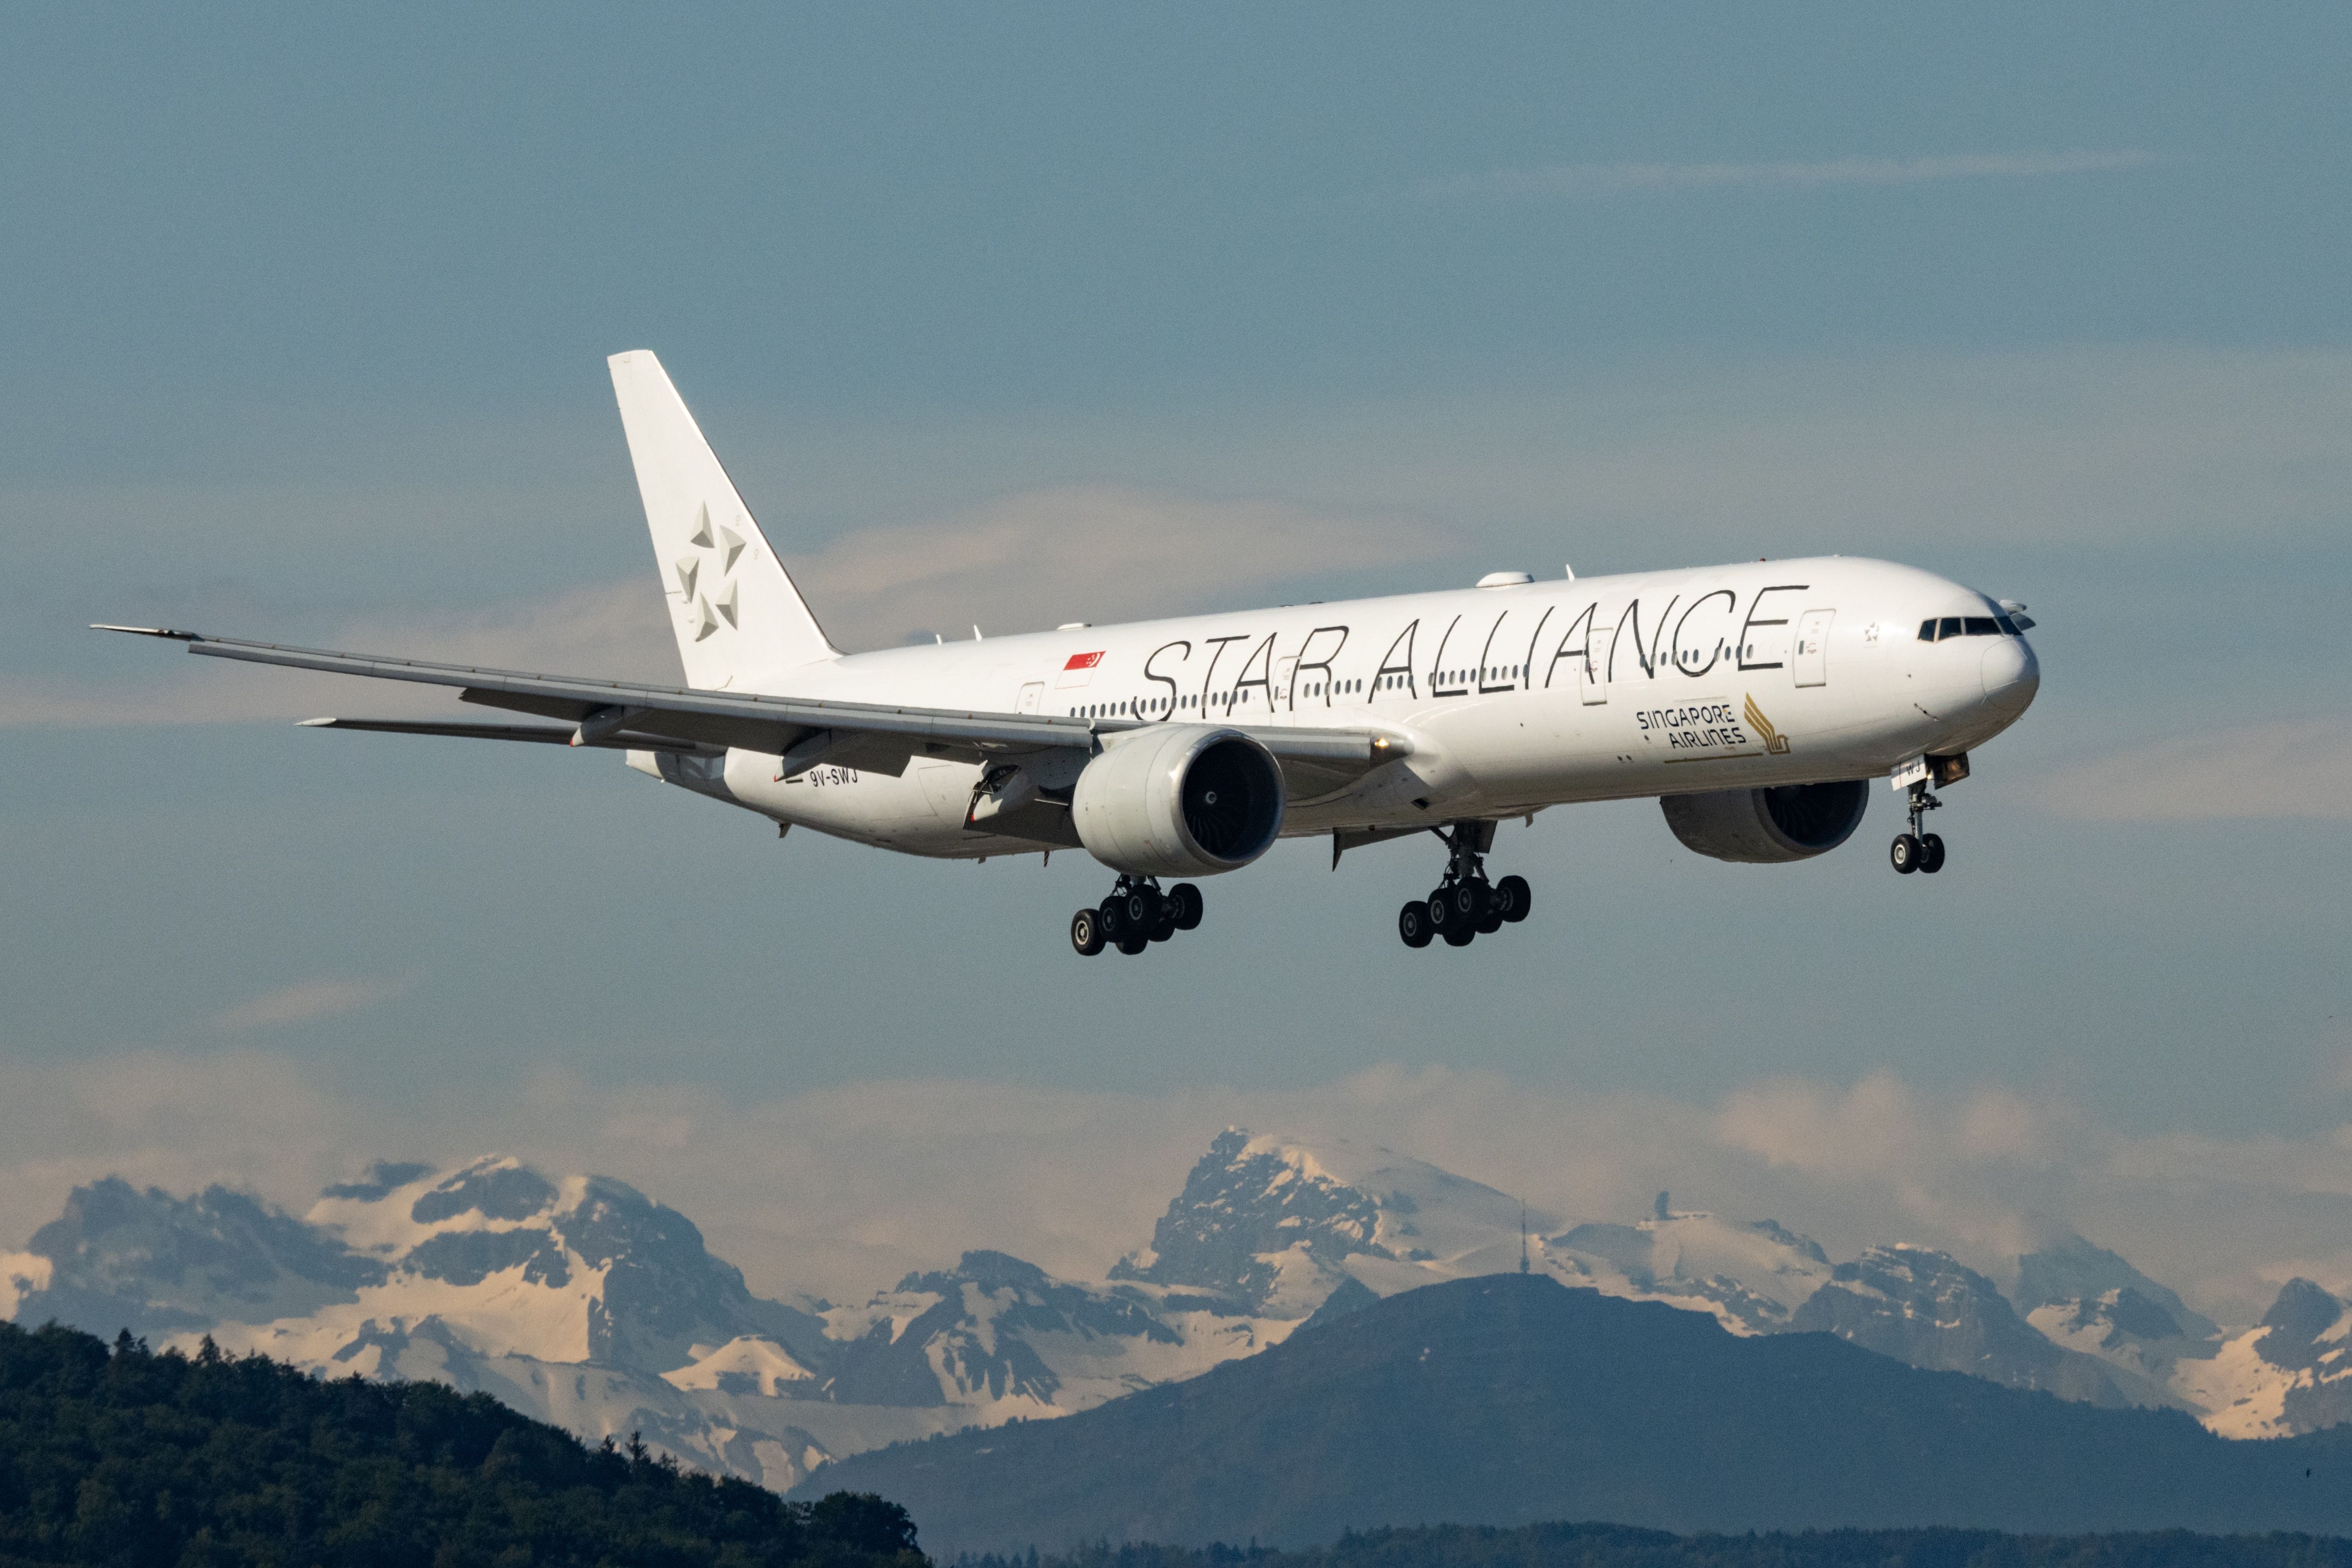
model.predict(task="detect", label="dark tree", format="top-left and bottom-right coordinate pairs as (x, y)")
top-left (0, 1319), bottom-right (933, 1568)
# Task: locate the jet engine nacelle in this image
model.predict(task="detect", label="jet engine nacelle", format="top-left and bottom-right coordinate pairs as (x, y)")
top-left (1660, 780), bottom-right (1869, 864)
top-left (1071, 725), bottom-right (1285, 877)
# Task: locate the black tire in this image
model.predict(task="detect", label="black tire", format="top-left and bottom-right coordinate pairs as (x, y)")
top-left (1098, 899), bottom-right (1128, 939)
top-left (1450, 883), bottom-right (1484, 922)
top-left (1115, 934), bottom-right (1149, 956)
top-left (1442, 919), bottom-right (1477, 947)
top-left (1124, 889), bottom-right (1155, 928)
top-left (1425, 890), bottom-right (1451, 930)
top-left (1496, 874), bottom-right (1531, 923)
top-left (1398, 901), bottom-right (1433, 948)
top-left (1070, 908), bottom-right (1105, 957)
top-left (1169, 883), bottom-right (1204, 930)
top-left (1890, 833), bottom-right (1922, 874)
top-left (1148, 916), bottom-right (1177, 942)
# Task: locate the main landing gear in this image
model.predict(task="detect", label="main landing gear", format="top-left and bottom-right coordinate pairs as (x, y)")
top-left (1397, 821), bottom-right (1531, 949)
top-left (1889, 782), bottom-right (1948, 876)
top-left (1070, 875), bottom-right (1204, 957)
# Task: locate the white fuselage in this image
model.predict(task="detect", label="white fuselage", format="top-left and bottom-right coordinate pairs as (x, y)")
top-left (644, 555), bottom-right (2038, 861)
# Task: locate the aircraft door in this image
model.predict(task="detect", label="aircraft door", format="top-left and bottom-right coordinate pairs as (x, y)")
top-left (1793, 610), bottom-right (1834, 687)
top-left (1579, 611), bottom-right (1612, 705)
top-left (1016, 681), bottom-right (1044, 713)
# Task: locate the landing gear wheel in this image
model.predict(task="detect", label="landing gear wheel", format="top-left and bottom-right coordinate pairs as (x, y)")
top-left (1123, 888), bottom-right (1157, 929)
top-left (1148, 914), bottom-right (1177, 942)
top-left (1114, 934), bottom-right (1149, 956)
top-left (1919, 833), bottom-right (1946, 874)
top-left (1168, 883), bottom-right (1203, 930)
top-left (1098, 899), bottom-right (1128, 939)
top-left (1890, 833), bottom-right (1923, 875)
top-left (1070, 908), bottom-right (1106, 957)
top-left (1407, 822), bottom-right (1532, 946)
top-left (1398, 901), bottom-right (1433, 948)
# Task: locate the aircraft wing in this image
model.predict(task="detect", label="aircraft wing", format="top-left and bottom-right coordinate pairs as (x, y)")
top-left (94, 626), bottom-right (1411, 789)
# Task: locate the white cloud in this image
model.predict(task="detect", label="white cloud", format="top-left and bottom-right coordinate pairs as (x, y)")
top-left (783, 483), bottom-right (1443, 651)
top-left (1423, 149), bottom-right (2158, 201)
top-left (210, 977), bottom-right (405, 1033)
top-left (2034, 719), bottom-right (2352, 821)
top-left (3, 1054), bottom-right (2348, 1329)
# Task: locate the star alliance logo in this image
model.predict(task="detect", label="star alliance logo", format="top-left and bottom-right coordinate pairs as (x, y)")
top-left (1744, 693), bottom-right (1792, 755)
top-left (675, 502), bottom-right (747, 641)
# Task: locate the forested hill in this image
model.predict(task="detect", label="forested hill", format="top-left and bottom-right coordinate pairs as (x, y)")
top-left (0, 1320), bottom-right (927, 1568)
top-left (961, 1523), bottom-right (2352, 1568)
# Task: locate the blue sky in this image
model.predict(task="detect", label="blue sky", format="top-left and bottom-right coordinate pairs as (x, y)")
top-left (4, 3), bottom-right (2349, 1316)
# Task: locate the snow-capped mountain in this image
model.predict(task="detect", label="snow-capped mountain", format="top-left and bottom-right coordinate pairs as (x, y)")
top-left (7, 1129), bottom-right (2347, 1489)
top-left (1108, 1128), bottom-right (1533, 1317)
top-left (1789, 1243), bottom-right (2182, 1410)
top-left (2172, 1277), bottom-right (2352, 1438)
top-left (0, 1154), bottom-right (1298, 1488)
top-left (1549, 1196), bottom-right (1837, 1332)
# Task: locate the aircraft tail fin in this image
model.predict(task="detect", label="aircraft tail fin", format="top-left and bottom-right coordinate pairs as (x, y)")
top-left (608, 350), bottom-right (839, 689)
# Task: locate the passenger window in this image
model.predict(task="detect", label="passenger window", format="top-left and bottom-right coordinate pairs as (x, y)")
top-left (1965, 616), bottom-right (1998, 636)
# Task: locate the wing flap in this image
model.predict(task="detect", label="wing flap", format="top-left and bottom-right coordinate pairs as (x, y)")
top-left (296, 718), bottom-right (706, 754)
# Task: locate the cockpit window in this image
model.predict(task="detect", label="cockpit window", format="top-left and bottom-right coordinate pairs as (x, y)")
top-left (1918, 620), bottom-right (1937, 641)
top-left (1938, 616), bottom-right (1963, 640)
top-left (1964, 616), bottom-right (1999, 636)
top-left (1995, 614), bottom-right (2021, 636)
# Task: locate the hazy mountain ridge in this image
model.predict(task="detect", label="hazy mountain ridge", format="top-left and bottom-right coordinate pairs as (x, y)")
top-left (6, 1129), bottom-right (2347, 1490)
top-left (803, 1275), bottom-right (2352, 1554)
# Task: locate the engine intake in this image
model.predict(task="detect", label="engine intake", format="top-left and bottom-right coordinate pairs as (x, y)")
top-left (1660, 779), bottom-right (1869, 864)
top-left (1071, 726), bottom-right (1285, 877)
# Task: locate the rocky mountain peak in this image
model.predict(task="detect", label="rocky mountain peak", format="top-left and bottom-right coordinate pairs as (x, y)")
top-left (1109, 1129), bottom-right (1397, 1313)
top-left (2014, 1230), bottom-right (2219, 1344)
top-left (2254, 1278), bottom-right (2346, 1374)
top-left (1793, 1244), bottom-right (2172, 1411)
top-left (20, 1175), bottom-right (387, 1340)
top-left (409, 1160), bottom-right (561, 1226)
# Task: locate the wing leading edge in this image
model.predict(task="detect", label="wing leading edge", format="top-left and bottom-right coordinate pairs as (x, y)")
top-left (92, 626), bottom-right (1412, 792)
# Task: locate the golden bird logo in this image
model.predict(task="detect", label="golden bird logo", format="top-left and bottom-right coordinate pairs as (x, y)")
top-left (1744, 694), bottom-right (1792, 755)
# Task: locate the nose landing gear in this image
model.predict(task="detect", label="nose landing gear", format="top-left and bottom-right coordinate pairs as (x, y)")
top-left (1890, 782), bottom-right (1948, 875)
top-left (1397, 822), bottom-right (1531, 948)
top-left (1070, 875), bottom-right (1204, 956)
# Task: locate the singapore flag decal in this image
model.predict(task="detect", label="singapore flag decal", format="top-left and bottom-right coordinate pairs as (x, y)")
top-left (1055, 650), bottom-right (1104, 689)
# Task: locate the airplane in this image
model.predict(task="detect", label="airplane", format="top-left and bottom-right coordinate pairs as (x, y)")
top-left (99, 351), bottom-right (2040, 956)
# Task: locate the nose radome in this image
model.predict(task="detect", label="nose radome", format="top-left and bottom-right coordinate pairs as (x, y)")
top-left (1979, 636), bottom-right (2039, 722)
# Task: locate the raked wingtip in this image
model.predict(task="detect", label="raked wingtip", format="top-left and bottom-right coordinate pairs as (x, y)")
top-left (91, 623), bottom-right (197, 640)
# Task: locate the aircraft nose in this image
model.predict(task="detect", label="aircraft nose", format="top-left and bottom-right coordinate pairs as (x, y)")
top-left (1979, 636), bottom-right (2039, 723)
